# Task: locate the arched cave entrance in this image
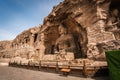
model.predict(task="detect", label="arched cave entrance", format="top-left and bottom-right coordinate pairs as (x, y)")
top-left (62, 17), bottom-right (88, 58)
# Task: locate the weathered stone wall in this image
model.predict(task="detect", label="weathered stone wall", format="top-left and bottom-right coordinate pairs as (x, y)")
top-left (38, 0), bottom-right (120, 60)
top-left (0, 40), bottom-right (12, 58)
top-left (39, 0), bottom-right (97, 59)
top-left (0, 0), bottom-right (120, 61)
top-left (87, 0), bottom-right (120, 60)
top-left (10, 27), bottom-right (40, 60)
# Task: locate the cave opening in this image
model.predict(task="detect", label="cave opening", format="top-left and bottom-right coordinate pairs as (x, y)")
top-left (34, 33), bottom-right (38, 42)
top-left (110, 0), bottom-right (120, 16)
top-left (110, 0), bottom-right (120, 11)
top-left (63, 18), bottom-right (88, 58)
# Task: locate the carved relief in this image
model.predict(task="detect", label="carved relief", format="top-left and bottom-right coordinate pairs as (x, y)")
top-left (0, 0), bottom-right (120, 62)
top-left (55, 24), bottom-right (76, 60)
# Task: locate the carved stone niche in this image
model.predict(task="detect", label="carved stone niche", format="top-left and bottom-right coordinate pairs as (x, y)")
top-left (40, 25), bottom-right (59, 55)
top-left (62, 18), bottom-right (88, 58)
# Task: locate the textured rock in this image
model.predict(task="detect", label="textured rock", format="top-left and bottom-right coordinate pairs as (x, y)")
top-left (0, 0), bottom-right (120, 61)
top-left (0, 40), bottom-right (12, 58)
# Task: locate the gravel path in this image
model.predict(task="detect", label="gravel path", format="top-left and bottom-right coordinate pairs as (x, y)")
top-left (0, 65), bottom-right (109, 80)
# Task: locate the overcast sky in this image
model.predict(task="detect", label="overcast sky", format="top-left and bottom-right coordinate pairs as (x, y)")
top-left (0, 0), bottom-right (63, 41)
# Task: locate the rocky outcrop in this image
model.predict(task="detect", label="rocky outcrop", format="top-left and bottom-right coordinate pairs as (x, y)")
top-left (0, 0), bottom-right (120, 61)
top-left (10, 27), bottom-right (40, 60)
top-left (38, 0), bottom-right (120, 60)
top-left (0, 40), bottom-right (12, 58)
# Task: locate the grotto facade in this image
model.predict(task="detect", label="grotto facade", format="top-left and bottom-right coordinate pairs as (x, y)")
top-left (0, 0), bottom-right (120, 61)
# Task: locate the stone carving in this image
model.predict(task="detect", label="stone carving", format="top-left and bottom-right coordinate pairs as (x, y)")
top-left (0, 0), bottom-right (120, 62)
top-left (87, 44), bottom-right (99, 60)
top-left (55, 24), bottom-right (76, 60)
top-left (87, 44), bottom-right (106, 61)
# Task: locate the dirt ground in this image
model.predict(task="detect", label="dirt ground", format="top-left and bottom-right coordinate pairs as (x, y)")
top-left (0, 65), bottom-right (109, 80)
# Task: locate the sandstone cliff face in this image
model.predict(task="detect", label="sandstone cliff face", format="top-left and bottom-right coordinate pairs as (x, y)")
top-left (40, 0), bottom-right (95, 58)
top-left (1, 0), bottom-right (120, 61)
top-left (10, 27), bottom-right (40, 60)
top-left (38, 0), bottom-right (120, 60)
top-left (0, 40), bottom-right (12, 58)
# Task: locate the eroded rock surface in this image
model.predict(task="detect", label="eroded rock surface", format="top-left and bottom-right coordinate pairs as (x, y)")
top-left (0, 0), bottom-right (120, 61)
top-left (0, 40), bottom-right (12, 58)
